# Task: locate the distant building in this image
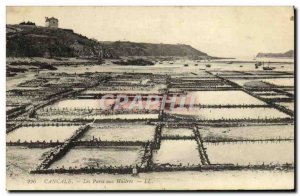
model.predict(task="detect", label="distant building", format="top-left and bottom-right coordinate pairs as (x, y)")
top-left (45, 17), bottom-right (58, 28)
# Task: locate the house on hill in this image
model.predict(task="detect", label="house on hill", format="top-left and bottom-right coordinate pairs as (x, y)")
top-left (45, 17), bottom-right (58, 28)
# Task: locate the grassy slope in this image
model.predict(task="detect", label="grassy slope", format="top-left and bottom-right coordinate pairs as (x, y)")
top-left (7, 24), bottom-right (210, 58)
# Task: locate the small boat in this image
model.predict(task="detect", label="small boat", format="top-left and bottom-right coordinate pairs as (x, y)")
top-left (263, 61), bottom-right (275, 70)
top-left (205, 64), bottom-right (211, 68)
top-left (184, 64), bottom-right (189, 67)
top-left (240, 65), bottom-right (243, 67)
top-left (263, 66), bottom-right (275, 70)
top-left (194, 64), bottom-right (198, 66)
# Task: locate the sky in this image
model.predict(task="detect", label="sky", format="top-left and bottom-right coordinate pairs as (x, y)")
top-left (6, 6), bottom-right (294, 58)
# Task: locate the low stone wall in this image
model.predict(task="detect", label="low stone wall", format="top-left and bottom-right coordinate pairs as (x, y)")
top-left (32, 163), bottom-right (294, 174)
top-left (153, 124), bottom-right (162, 149)
top-left (31, 166), bottom-right (147, 174)
top-left (33, 124), bottom-right (90, 171)
top-left (74, 140), bottom-right (146, 147)
top-left (153, 163), bottom-right (294, 172)
top-left (7, 141), bottom-right (62, 148)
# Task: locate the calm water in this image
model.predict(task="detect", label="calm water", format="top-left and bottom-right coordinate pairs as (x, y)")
top-left (261, 78), bottom-right (294, 87)
top-left (7, 146), bottom-right (52, 175)
top-left (153, 140), bottom-right (201, 166)
top-left (200, 125), bottom-right (294, 140)
top-left (7, 126), bottom-right (80, 143)
top-left (204, 141), bottom-right (294, 165)
top-left (167, 107), bottom-right (290, 120)
top-left (81, 125), bottom-right (155, 142)
top-left (162, 127), bottom-right (194, 137)
top-left (50, 146), bottom-right (143, 169)
top-left (187, 90), bottom-right (266, 105)
top-left (277, 102), bottom-right (294, 111)
top-left (49, 99), bottom-right (105, 109)
top-left (43, 57), bottom-right (294, 76)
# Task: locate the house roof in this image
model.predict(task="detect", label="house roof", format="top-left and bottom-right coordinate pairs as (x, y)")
top-left (45, 17), bottom-right (58, 22)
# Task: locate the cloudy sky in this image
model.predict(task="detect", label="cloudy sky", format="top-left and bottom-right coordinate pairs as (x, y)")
top-left (7, 6), bottom-right (294, 58)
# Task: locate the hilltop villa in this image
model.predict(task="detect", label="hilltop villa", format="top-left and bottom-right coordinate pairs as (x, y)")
top-left (45, 17), bottom-right (58, 28)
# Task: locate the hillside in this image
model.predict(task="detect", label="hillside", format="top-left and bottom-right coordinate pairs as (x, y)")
top-left (6, 24), bottom-right (114, 58)
top-left (6, 24), bottom-right (210, 59)
top-left (100, 41), bottom-right (208, 57)
top-left (256, 50), bottom-right (294, 58)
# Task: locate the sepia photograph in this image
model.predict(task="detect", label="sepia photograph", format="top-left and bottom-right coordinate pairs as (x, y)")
top-left (5, 6), bottom-right (295, 191)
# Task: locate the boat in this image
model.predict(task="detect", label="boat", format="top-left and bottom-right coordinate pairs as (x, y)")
top-left (194, 64), bottom-right (198, 66)
top-left (205, 64), bottom-right (211, 68)
top-left (262, 61), bottom-right (275, 70)
top-left (184, 64), bottom-right (189, 67)
top-left (263, 66), bottom-right (275, 70)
